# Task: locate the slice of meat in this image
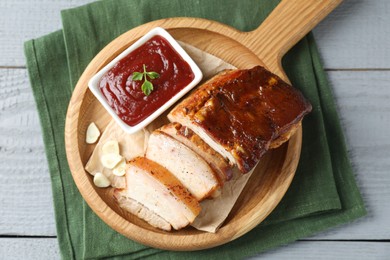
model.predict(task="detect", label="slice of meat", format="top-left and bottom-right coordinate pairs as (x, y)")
top-left (159, 123), bottom-right (233, 184)
top-left (168, 66), bottom-right (312, 173)
top-left (114, 190), bottom-right (172, 231)
top-left (117, 157), bottom-right (201, 230)
top-left (146, 130), bottom-right (220, 201)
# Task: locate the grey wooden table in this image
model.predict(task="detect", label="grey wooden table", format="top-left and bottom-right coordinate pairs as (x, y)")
top-left (0, 0), bottom-right (389, 259)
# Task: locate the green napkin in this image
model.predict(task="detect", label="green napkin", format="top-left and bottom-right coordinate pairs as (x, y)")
top-left (24, 0), bottom-right (366, 259)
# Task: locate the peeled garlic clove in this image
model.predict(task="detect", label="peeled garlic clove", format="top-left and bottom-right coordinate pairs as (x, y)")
top-left (101, 153), bottom-right (123, 169)
top-left (112, 159), bottom-right (126, 176)
top-left (93, 172), bottom-right (110, 188)
top-left (102, 140), bottom-right (119, 155)
top-left (86, 122), bottom-right (100, 144)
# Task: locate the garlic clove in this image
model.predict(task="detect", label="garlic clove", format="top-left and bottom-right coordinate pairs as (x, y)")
top-left (93, 172), bottom-right (110, 188)
top-left (86, 122), bottom-right (100, 144)
top-left (101, 140), bottom-right (120, 155)
top-left (100, 153), bottom-right (123, 169)
top-left (112, 159), bottom-right (126, 176)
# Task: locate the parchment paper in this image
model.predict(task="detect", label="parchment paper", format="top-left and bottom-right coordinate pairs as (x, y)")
top-left (85, 42), bottom-right (256, 233)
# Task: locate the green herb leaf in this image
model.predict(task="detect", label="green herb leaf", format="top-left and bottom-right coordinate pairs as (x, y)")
top-left (141, 80), bottom-right (153, 96)
top-left (132, 72), bottom-right (143, 81)
top-left (132, 64), bottom-right (160, 96)
top-left (146, 71), bottom-right (160, 80)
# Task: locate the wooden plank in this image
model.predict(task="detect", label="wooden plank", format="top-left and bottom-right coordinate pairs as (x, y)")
top-left (1, 69), bottom-right (389, 240)
top-left (0, 238), bottom-right (388, 259)
top-left (0, 0), bottom-right (94, 67)
top-left (0, 238), bottom-right (59, 260)
top-left (0, 0), bottom-right (389, 69)
top-left (253, 241), bottom-right (390, 260)
top-left (0, 69), bottom-right (55, 236)
top-left (313, 0), bottom-right (390, 69)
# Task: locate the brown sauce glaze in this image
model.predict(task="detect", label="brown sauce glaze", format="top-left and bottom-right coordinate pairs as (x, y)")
top-left (193, 66), bottom-right (312, 172)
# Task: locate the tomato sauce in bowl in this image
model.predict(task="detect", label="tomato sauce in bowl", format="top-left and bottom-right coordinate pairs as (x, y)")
top-left (88, 27), bottom-right (203, 134)
top-left (99, 35), bottom-right (194, 126)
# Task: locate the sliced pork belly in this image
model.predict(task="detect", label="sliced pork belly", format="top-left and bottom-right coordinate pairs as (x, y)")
top-left (168, 66), bottom-right (312, 173)
top-left (146, 130), bottom-right (219, 201)
top-left (159, 123), bottom-right (233, 184)
top-left (114, 191), bottom-right (172, 231)
top-left (117, 157), bottom-right (201, 230)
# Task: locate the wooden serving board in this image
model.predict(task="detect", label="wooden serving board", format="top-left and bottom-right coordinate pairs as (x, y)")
top-left (65, 0), bottom-right (342, 251)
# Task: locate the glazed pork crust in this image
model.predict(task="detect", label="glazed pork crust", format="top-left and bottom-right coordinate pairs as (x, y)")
top-left (168, 66), bottom-right (312, 173)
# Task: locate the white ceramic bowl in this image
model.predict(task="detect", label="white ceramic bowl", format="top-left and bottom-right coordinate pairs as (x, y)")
top-left (88, 27), bottom-right (203, 134)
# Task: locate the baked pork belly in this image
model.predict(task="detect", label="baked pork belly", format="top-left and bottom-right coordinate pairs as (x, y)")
top-left (146, 130), bottom-right (220, 201)
top-left (168, 66), bottom-right (312, 173)
top-left (115, 157), bottom-right (201, 230)
top-left (159, 123), bottom-right (233, 184)
top-left (114, 191), bottom-right (172, 231)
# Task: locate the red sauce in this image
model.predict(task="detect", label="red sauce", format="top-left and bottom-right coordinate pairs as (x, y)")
top-left (99, 35), bottom-right (195, 126)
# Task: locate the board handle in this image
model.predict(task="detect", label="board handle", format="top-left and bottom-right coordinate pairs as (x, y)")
top-left (240, 0), bottom-right (342, 78)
